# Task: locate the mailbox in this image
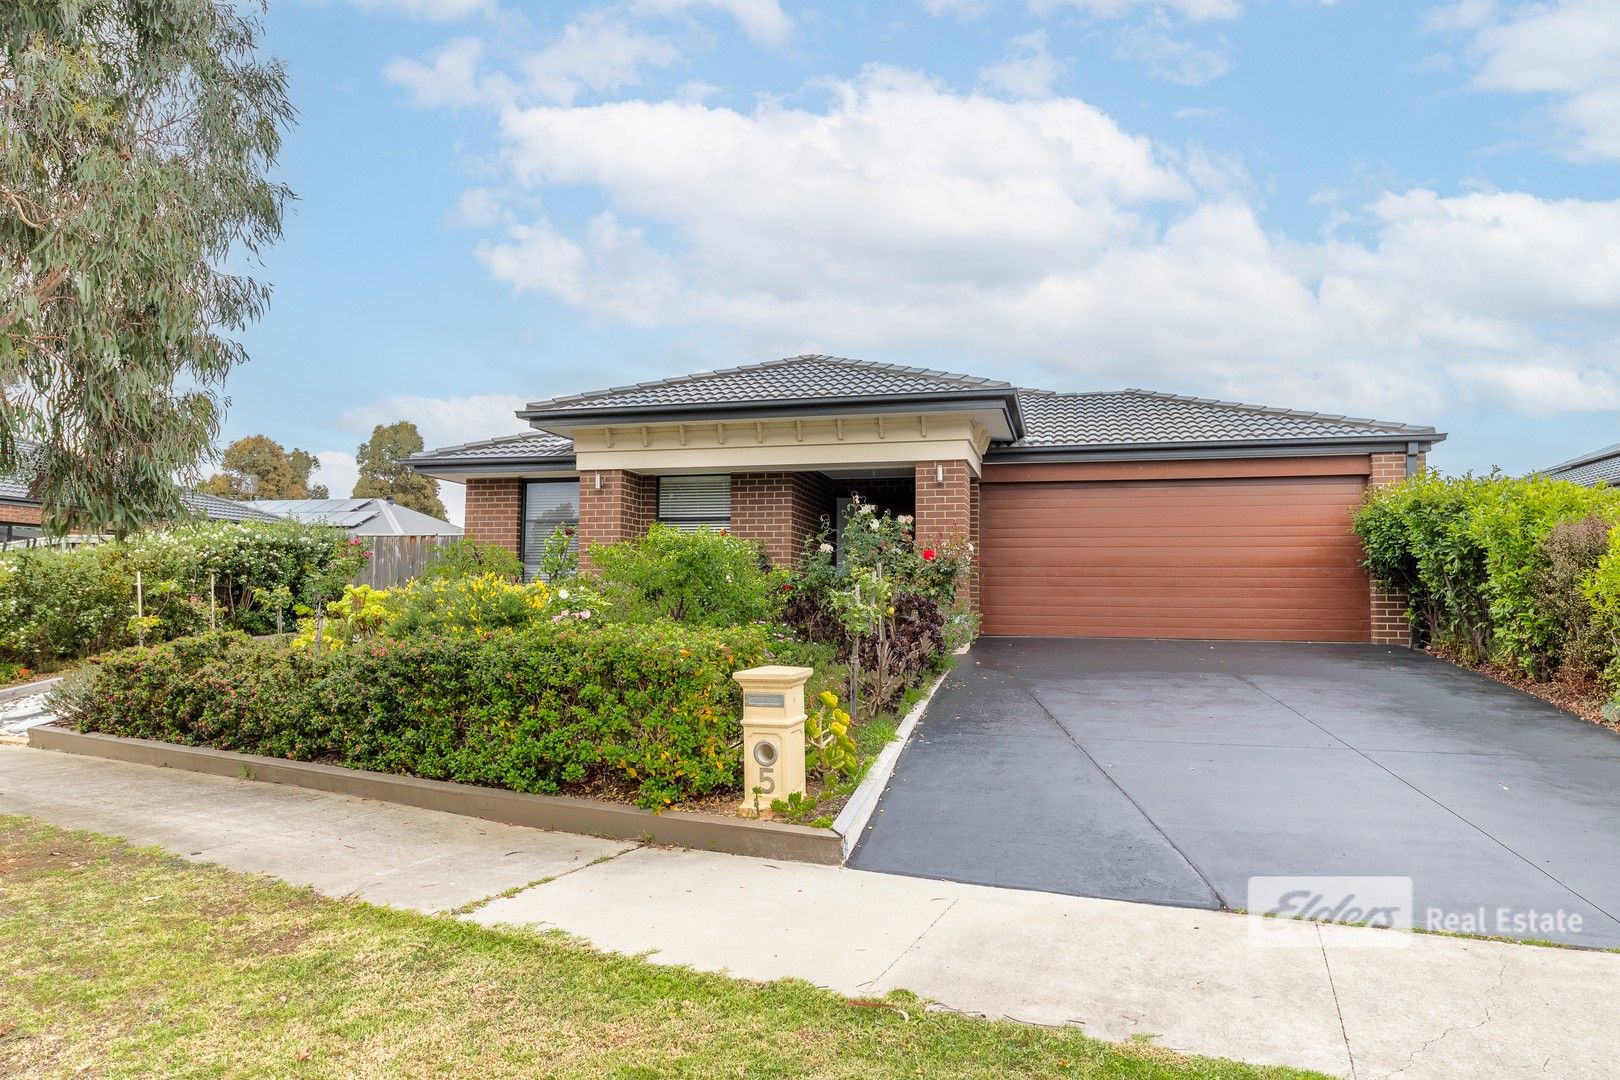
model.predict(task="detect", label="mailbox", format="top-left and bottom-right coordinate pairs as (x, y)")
top-left (732, 665), bottom-right (812, 814)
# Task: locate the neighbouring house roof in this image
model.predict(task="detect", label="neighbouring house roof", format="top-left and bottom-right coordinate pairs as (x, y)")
top-left (410, 354), bottom-right (1444, 471)
top-left (244, 498), bottom-right (462, 536)
top-left (0, 443), bottom-right (278, 523)
top-left (180, 492), bottom-right (284, 522)
top-left (1540, 443), bottom-right (1620, 487)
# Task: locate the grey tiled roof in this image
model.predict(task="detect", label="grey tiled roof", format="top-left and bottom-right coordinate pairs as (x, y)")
top-left (180, 492), bottom-right (282, 522)
top-left (1006, 389), bottom-right (1437, 449)
top-left (1, 442), bottom-right (276, 522)
top-left (525, 354), bottom-right (1012, 415)
top-left (412, 356), bottom-right (1441, 467)
top-left (1541, 444), bottom-right (1620, 487)
top-left (410, 430), bottom-right (575, 465)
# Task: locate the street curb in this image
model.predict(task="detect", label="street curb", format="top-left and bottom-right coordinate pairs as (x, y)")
top-left (832, 659), bottom-right (956, 860)
top-left (26, 726), bottom-right (843, 865)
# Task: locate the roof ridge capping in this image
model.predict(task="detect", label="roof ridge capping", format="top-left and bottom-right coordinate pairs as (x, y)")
top-left (524, 354), bottom-right (1014, 413)
top-left (1118, 388), bottom-right (1438, 435)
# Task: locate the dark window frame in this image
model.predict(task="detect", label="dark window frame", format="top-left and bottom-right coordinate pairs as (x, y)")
top-left (518, 478), bottom-right (579, 581)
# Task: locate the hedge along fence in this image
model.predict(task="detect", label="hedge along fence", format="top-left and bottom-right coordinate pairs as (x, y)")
top-left (56, 622), bottom-right (772, 809)
top-left (0, 521), bottom-right (365, 664)
top-left (1353, 470), bottom-right (1620, 683)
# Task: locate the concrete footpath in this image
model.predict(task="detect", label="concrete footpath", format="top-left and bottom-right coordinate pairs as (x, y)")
top-left (3, 745), bottom-right (1616, 1080)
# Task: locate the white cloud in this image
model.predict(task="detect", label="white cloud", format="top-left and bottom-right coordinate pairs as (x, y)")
top-left (1448, 0), bottom-right (1620, 160)
top-left (520, 11), bottom-right (682, 105)
top-left (1114, 22), bottom-right (1231, 84)
top-left (979, 31), bottom-right (1064, 98)
top-left (386, 13), bottom-right (682, 111)
top-left (314, 451), bottom-right (360, 502)
top-left (334, 393), bottom-right (533, 526)
top-left (347, 0), bottom-right (493, 20)
top-left (456, 67), bottom-right (1620, 418)
top-left (922, 0), bottom-right (990, 19)
top-left (1031, 0), bottom-right (1241, 22)
top-left (386, 38), bottom-right (489, 108)
top-left (632, 0), bottom-right (793, 47)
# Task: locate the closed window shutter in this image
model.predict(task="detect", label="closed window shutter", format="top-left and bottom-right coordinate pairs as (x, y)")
top-left (657, 475), bottom-right (730, 531)
top-left (522, 480), bottom-right (579, 581)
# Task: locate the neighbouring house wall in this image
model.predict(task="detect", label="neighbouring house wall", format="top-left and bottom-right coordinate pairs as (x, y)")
top-left (577, 469), bottom-right (654, 569)
top-left (0, 501), bottom-right (43, 527)
top-left (464, 478), bottom-right (522, 555)
top-left (1368, 451), bottom-right (1422, 647)
top-left (730, 472), bottom-right (831, 567)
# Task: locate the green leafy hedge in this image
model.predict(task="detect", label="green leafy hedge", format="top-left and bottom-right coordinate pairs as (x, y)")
top-left (1354, 471), bottom-right (1620, 678)
top-left (60, 622), bottom-right (770, 808)
top-left (0, 521), bottom-right (363, 663)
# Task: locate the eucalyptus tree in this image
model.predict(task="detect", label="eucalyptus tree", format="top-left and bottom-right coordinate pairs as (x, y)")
top-left (1, 1), bottom-right (293, 534)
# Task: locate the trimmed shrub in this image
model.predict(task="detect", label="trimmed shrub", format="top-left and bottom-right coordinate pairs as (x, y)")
top-left (589, 524), bottom-right (787, 628)
top-left (63, 622), bottom-right (771, 808)
top-left (0, 520), bottom-right (365, 663)
top-left (1531, 515), bottom-right (1615, 678)
top-left (1354, 471), bottom-right (1620, 673)
top-left (417, 538), bottom-right (524, 583)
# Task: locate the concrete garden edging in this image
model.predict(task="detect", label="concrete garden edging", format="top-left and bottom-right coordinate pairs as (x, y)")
top-left (0, 675), bottom-right (63, 704)
top-left (26, 725), bottom-right (843, 865)
top-left (831, 660), bottom-right (955, 860)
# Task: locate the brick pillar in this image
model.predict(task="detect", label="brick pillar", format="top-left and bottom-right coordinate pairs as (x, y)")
top-left (1367, 451), bottom-right (1423, 647)
top-left (969, 475), bottom-right (982, 613)
top-left (577, 470), bottom-right (654, 570)
top-left (463, 477), bottom-right (521, 554)
top-left (731, 472), bottom-right (830, 567)
top-left (915, 460), bottom-right (976, 611)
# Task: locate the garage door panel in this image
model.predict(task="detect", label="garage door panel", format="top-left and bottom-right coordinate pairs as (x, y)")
top-left (980, 473), bottom-right (1370, 641)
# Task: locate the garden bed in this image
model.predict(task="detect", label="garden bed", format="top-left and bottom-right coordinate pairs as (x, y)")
top-left (27, 724), bottom-right (844, 864)
top-left (1427, 642), bottom-right (1620, 735)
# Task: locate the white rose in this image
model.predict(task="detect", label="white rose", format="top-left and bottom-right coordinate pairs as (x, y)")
top-left (818, 542), bottom-right (835, 554)
top-left (557, 588), bottom-right (570, 600)
top-left (869, 520), bottom-right (880, 531)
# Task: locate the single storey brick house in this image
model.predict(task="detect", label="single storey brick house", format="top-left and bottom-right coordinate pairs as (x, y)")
top-left (409, 355), bottom-right (1444, 644)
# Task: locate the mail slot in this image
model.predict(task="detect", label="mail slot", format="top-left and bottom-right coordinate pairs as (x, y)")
top-left (732, 665), bottom-right (811, 815)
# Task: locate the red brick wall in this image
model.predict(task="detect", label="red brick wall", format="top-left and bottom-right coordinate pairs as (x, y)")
top-left (577, 470), bottom-right (654, 569)
top-left (463, 478), bottom-right (521, 554)
top-left (731, 472), bottom-right (832, 567)
top-left (1367, 450), bottom-right (1422, 646)
top-left (0, 502), bottom-right (43, 527)
top-left (915, 459), bottom-right (976, 611)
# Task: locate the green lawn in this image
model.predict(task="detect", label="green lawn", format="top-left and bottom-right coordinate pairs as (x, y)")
top-left (0, 816), bottom-right (1326, 1079)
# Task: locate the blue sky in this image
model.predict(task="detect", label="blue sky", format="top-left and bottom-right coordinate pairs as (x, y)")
top-left (233, 0), bottom-right (1620, 522)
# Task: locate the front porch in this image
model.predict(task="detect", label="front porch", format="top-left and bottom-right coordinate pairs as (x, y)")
top-left (572, 461), bottom-right (976, 570)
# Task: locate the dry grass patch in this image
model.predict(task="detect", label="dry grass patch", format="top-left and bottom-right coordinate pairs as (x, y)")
top-left (0, 816), bottom-right (1326, 1080)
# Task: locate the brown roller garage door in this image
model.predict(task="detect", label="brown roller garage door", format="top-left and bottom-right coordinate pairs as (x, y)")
top-left (980, 462), bottom-right (1371, 641)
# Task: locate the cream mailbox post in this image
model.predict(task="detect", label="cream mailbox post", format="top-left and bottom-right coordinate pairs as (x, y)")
top-left (732, 665), bottom-right (812, 814)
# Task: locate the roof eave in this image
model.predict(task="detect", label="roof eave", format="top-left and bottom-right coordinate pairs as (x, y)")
top-left (518, 389), bottom-right (1026, 439)
top-left (986, 430), bottom-right (1446, 462)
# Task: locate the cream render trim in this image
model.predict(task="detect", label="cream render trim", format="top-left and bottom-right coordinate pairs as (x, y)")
top-left (569, 412), bottom-right (991, 476)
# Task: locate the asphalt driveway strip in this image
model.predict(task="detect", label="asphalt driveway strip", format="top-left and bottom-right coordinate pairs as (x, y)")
top-left (849, 637), bottom-right (1620, 948)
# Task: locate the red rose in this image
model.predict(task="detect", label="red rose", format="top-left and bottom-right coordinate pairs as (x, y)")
top-left (781, 583), bottom-right (794, 592)
top-left (921, 549), bottom-right (937, 561)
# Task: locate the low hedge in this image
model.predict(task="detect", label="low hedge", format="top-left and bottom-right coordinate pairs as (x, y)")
top-left (60, 622), bottom-right (770, 808)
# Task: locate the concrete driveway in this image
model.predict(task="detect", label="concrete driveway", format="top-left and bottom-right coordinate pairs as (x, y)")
top-left (850, 638), bottom-right (1620, 948)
